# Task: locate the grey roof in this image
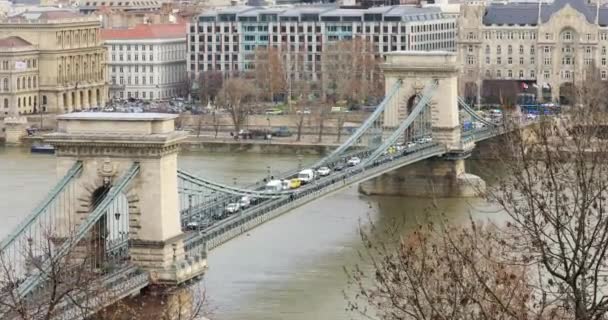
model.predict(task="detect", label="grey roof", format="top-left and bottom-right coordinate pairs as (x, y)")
top-left (483, 0), bottom-right (604, 25)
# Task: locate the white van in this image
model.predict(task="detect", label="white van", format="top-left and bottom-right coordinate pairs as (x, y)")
top-left (298, 169), bottom-right (315, 184)
top-left (265, 180), bottom-right (283, 192)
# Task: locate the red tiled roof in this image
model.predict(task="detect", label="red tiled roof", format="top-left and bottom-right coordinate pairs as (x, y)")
top-left (100, 23), bottom-right (186, 40)
top-left (0, 36), bottom-right (33, 48)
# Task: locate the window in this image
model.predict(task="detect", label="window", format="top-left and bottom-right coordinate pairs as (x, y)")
top-left (497, 57), bottom-right (502, 64)
top-left (508, 57), bottom-right (513, 64)
top-left (497, 31), bottom-right (502, 40)
top-left (508, 45), bottom-right (512, 55)
top-left (544, 57), bottom-right (552, 65)
top-left (485, 45), bottom-right (490, 54)
top-left (497, 45), bottom-right (502, 54)
top-left (544, 46), bottom-right (550, 54)
top-left (468, 45), bottom-right (473, 53)
top-left (603, 70), bottom-right (607, 80)
top-left (519, 57), bottom-right (524, 64)
top-left (486, 56), bottom-right (490, 64)
top-left (497, 70), bottom-right (502, 78)
top-left (531, 56), bottom-right (535, 64)
top-left (467, 56), bottom-right (475, 64)
top-left (519, 70), bottom-right (524, 78)
top-left (603, 58), bottom-right (607, 66)
top-left (530, 70), bottom-right (535, 78)
top-left (2, 78), bottom-right (7, 90)
top-left (602, 33), bottom-right (608, 41)
top-left (530, 46), bottom-right (535, 55)
top-left (508, 70), bottom-right (513, 78)
top-left (519, 45), bottom-right (524, 55)
top-left (562, 31), bottom-right (572, 41)
top-left (544, 70), bottom-right (550, 79)
top-left (485, 70), bottom-right (491, 77)
top-left (545, 33), bottom-right (552, 40)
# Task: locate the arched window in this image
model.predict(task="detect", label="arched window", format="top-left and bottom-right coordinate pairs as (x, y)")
top-left (3, 98), bottom-right (7, 109)
top-left (42, 95), bottom-right (47, 105)
top-left (17, 97), bottom-right (20, 107)
top-left (28, 96), bottom-right (31, 106)
top-left (16, 78), bottom-right (20, 90)
top-left (485, 45), bottom-right (490, 54)
top-left (33, 77), bottom-right (36, 88)
top-left (508, 45), bottom-right (513, 54)
top-left (27, 77), bottom-right (31, 89)
top-left (485, 70), bottom-right (491, 78)
top-left (562, 30), bottom-right (572, 41)
top-left (2, 78), bottom-right (7, 91)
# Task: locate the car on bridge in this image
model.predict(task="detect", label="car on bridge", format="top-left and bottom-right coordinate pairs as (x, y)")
top-left (298, 169), bottom-right (315, 184)
top-left (347, 157), bottom-right (361, 166)
top-left (406, 141), bottom-right (416, 149)
top-left (316, 167), bottom-right (331, 176)
top-left (239, 196), bottom-right (252, 208)
top-left (289, 179), bottom-right (302, 189)
top-left (225, 203), bottom-right (241, 214)
top-left (334, 163), bottom-right (347, 171)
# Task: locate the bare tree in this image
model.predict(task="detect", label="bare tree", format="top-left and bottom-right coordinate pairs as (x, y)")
top-left (346, 84), bottom-right (608, 320)
top-left (322, 38), bottom-right (383, 105)
top-left (198, 71), bottom-right (223, 105)
top-left (211, 110), bottom-right (221, 139)
top-left (216, 77), bottom-right (258, 133)
top-left (315, 103), bottom-right (330, 143)
top-left (335, 114), bottom-right (346, 144)
top-left (253, 47), bottom-right (286, 103)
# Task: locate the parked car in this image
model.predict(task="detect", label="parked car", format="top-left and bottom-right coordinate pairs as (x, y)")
top-left (272, 126), bottom-right (292, 137)
top-left (225, 203), bottom-right (241, 214)
top-left (347, 157), bottom-right (361, 166)
top-left (296, 108), bottom-right (311, 114)
top-left (265, 108), bottom-right (283, 115)
top-left (406, 142), bottom-right (417, 149)
top-left (317, 167), bottom-right (331, 176)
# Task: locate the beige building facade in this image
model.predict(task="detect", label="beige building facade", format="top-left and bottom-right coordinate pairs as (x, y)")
top-left (0, 9), bottom-right (108, 114)
top-left (0, 37), bottom-right (39, 115)
top-left (458, 0), bottom-right (608, 104)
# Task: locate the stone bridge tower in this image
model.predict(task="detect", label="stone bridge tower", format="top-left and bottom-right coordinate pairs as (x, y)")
top-left (45, 113), bottom-right (206, 285)
top-left (360, 51), bottom-right (485, 197)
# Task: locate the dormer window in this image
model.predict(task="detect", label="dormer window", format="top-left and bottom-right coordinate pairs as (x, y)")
top-left (562, 31), bottom-right (572, 41)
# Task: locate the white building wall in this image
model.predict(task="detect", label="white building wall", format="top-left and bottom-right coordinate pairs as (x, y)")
top-left (106, 37), bottom-right (187, 101)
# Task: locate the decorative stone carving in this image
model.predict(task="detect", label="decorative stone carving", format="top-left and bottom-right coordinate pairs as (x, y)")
top-left (97, 158), bottom-right (117, 185)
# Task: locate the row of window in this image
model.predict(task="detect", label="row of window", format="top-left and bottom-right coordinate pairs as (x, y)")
top-left (191, 22), bottom-right (456, 36)
top-left (111, 75), bottom-right (155, 85)
top-left (110, 53), bottom-right (157, 62)
top-left (111, 88), bottom-right (180, 100)
top-left (0, 76), bottom-right (37, 92)
top-left (111, 65), bottom-right (154, 73)
top-left (0, 59), bottom-right (37, 71)
top-left (56, 29), bottom-right (98, 49)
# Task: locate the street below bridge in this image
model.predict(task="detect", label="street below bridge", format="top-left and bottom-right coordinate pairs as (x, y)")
top-left (0, 146), bottom-right (506, 320)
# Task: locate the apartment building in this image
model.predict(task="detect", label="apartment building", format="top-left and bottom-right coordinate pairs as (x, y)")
top-left (101, 23), bottom-right (187, 100)
top-left (187, 5), bottom-right (457, 81)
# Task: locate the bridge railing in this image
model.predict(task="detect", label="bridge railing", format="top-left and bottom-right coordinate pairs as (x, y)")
top-left (182, 144), bottom-right (446, 254)
top-left (14, 163), bottom-right (141, 299)
top-left (0, 161), bottom-right (83, 288)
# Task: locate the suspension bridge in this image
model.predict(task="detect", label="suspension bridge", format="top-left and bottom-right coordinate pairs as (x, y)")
top-left (0, 51), bottom-right (537, 319)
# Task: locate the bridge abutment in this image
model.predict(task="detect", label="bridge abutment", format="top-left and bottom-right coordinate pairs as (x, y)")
top-left (359, 157), bottom-right (485, 198)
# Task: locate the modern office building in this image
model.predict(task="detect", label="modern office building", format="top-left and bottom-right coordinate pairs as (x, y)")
top-left (0, 9), bottom-right (108, 114)
top-left (187, 5), bottom-right (457, 81)
top-left (101, 23), bottom-right (187, 100)
top-left (458, 0), bottom-right (608, 104)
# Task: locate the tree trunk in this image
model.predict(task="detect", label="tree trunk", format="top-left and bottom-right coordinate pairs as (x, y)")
top-left (336, 117), bottom-right (344, 143)
top-left (296, 115), bottom-right (304, 142)
top-left (317, 117), bottom-right (324, 143)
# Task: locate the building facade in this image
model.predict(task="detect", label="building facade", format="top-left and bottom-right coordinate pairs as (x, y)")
top-left (0, 37), bottom-right (39, 115)
top-left (0, 9), bottom-right (108, 114)
top-left (187, 5), bottom-right (457, 81)
top-left (101, 23), bottom-right (187, 100)
top-left (458, 0), bottom-right (608, 104)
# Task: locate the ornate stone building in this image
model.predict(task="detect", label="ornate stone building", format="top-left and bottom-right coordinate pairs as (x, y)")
top-left (458, 0), bottom-right (608, 104)
top-left (0, 9), bottom-right (108, 114)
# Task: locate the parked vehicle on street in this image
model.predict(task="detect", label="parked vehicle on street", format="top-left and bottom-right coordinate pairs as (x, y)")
top-left (272, 126), bottom-right (292, 137)
top-left (298, 169), bottom-right (315, 184)
top-left (225, 203), bottom-right (241, 214)
top-left (265, 108), bottom-right (283, 115)
top-left (317, 167), bottom-right (331, 176)
top-left (406, 141), bottom-right (417, 149)
top-left (347, 157), bottom-right (361, 166)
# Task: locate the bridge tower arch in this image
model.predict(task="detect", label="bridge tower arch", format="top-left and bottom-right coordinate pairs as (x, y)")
top-left (46, 113), bottom-right (207, 285)
top-left (382, 51), bottom-right (462, 150)
top-left (360, 51), bottom-right (485, 197)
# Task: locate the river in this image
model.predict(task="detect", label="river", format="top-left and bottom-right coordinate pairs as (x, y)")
top-left (0, 146), bottom-right (501, 320)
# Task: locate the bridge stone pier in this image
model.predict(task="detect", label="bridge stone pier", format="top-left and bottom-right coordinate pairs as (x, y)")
top-left (360, 51), bottom-right (485, 197)
top-left (45, 113), bottom-right (207, 285)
